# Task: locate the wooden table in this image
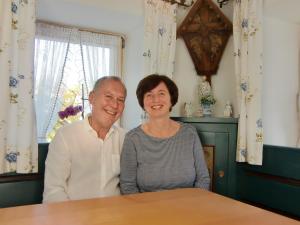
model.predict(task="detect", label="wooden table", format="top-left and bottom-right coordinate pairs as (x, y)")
top-left (0, 188), bottom-right (299, 225)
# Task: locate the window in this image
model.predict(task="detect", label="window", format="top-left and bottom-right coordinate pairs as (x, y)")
top-left (34, 22), bottom-right (123, 142)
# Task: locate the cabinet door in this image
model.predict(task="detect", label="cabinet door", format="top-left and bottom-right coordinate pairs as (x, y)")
top-left (171, 117), bottom-right (238, 199)
top-left (197, 130), bottom-right (229, 196)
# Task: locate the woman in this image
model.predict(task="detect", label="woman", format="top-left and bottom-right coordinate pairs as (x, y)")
top-left (120, 74), bottom-right (210, 194)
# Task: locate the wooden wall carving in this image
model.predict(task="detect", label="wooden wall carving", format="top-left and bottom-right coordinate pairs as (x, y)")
top-left (177, 0), bottom-right (232, 81)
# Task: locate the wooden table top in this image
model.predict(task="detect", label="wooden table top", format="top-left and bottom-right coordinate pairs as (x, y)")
top-left (0, 188), bottom-right (299, 225)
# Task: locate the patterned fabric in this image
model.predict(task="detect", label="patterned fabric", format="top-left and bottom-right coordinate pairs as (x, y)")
top-left (233, 0), bottom-right (263, 165)
top-left (0, 0), bottom-right (38, 173)
top-left (143, 0), bottom-right (177, 78)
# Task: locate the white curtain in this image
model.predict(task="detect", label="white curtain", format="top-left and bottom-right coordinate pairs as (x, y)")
top-left (35, 23), bottom-right (72, 143)
top-left (143, 0), bottom-right (177, 78)
top-left (233, 0), bottom-right (264, 165)
top-left (34, 23), bottom-right (123, 141)
top-left (79, 30), bottom-right (122, 95)
top-left (0, 0), bottom-right (38, 173)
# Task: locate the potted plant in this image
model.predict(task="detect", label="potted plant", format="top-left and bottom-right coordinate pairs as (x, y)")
top-left (198, 76), bottom-right (216, 116)
top-left (200, 95), bottom-right (216, 106)
top-left (200, 94), bottom-right (216, 116)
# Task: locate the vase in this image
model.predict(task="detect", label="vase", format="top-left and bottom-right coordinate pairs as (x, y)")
top-left (202, 104), bottom-right (212, 116)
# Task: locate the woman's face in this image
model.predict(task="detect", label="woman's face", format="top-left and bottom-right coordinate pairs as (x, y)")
top-left (143, 82), bottom-right (172, 119)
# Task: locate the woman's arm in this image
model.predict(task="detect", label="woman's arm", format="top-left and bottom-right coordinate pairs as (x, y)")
top-left (120, 135), bottom-right (139, 194)
top-left (192, 129), bottom-right (211, 190)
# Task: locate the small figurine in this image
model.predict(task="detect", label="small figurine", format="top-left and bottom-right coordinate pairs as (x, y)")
top-left (183, 102), bottom-right (193, 117)
top-left (223, 101), bottom-right (233, 117)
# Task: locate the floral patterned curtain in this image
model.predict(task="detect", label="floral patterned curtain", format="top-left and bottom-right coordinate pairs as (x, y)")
top-left (0, 0), bottom-right (38, 173)
top-left (143, 0), bottom-right (177, 78)
top-left (233, 0), bottom-right (263, 165)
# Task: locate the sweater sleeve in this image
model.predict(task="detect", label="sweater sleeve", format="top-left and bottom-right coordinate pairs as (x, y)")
top-left (120, 134), bottom-right (139, 194)
top-left (43, 130), bottom-right (71, 202)
top-left (192, 129), bottom-right (211, 190)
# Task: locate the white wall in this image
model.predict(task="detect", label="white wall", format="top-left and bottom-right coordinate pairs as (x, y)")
top-left (36, 0), bottom-right (143, 34)
top-left (122, 23), bottom-right (144, 129)
top-left (263, 17), bottom-right (300, 147)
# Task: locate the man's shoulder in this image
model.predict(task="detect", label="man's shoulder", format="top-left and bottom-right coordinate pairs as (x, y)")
top-left (59, 119), bottom-right (85, 133)
top-left (52, 120), bottom-right (86, 142)
top-left (113, 126), bottom-right (127, 136)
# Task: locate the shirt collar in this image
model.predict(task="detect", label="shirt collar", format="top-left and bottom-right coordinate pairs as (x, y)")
top-left (84, 114), bottom-right (116, 139)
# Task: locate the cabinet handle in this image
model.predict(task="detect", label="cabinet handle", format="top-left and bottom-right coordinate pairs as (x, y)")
top-left (218, 170), bottom-right (225, 178)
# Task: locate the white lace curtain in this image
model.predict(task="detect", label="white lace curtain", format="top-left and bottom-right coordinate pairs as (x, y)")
top-left (0, 0), bottom-right (38, 174)
top-left (79, 30), bottom-right (122, 95)
top-left (143, 0), bottom-right (177, 78)
top-left (35, 23), bottom-right (72, 143)
top-left (34, 22), bottom-right (122, 142)
top-left (233, 0), bottom-right (264, 165)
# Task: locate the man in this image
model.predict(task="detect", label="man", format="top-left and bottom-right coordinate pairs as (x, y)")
top-left (43, 76), bottom-right (127, 203)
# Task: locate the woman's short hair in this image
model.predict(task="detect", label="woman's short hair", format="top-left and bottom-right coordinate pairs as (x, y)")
top-left (136, 74), bottom-right (178, 110)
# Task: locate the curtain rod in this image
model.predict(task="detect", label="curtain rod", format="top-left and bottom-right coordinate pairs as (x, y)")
top-left (162, 0), bottom-right (194, 7)
top-left (36, 20), bottom-right (126, 40)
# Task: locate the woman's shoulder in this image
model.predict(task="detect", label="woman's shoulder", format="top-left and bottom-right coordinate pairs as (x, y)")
top-left (125, 125), bottom-right (143, 137)
top-left (177, 122), bottom-right (198, 135)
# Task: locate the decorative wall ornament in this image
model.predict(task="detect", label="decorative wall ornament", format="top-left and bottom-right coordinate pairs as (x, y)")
top-left (177, 0), bottom-right (232, 82)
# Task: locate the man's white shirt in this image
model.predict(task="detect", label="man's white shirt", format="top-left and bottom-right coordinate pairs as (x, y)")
top-left (43, 116), bottom-right (126, 203)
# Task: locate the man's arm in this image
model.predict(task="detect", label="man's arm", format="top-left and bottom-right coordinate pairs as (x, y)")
top-left (43, 130), bottom-right (71, 202)
top-left (120, 135), bottom-right (139, 194)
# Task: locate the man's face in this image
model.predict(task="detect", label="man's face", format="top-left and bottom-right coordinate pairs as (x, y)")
top-left (89, 80), bottom-right (126, 130)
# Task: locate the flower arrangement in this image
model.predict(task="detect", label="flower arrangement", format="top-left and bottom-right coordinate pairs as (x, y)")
top-left (58, 105), bottom-right (83, 120)
top-left (200, 94), bottom-right (216, 105)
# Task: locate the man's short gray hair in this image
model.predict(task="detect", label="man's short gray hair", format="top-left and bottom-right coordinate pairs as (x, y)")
top-left (92, 76), bottom-right (127, 97)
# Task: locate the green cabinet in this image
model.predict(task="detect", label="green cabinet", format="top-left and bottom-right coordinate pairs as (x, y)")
top-left (172, 117), bottom-right (238, 199)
